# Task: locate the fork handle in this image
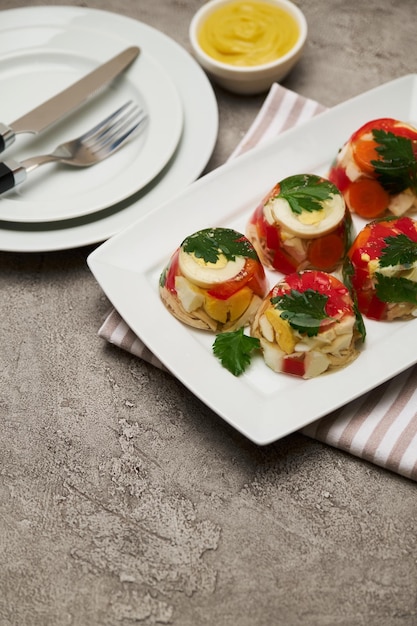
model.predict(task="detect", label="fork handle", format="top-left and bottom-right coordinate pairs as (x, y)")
top-left (0, 160), bottom-right (27, 194)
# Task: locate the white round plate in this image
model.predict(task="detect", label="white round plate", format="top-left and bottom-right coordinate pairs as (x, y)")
top-left (0, 6), bottom-right (218, 250)
top-left (0, 30), bottom-right (183, 223)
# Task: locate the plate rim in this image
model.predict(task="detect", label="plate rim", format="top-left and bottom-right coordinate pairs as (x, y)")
top-left (88, 73), bottom-right (417, 445)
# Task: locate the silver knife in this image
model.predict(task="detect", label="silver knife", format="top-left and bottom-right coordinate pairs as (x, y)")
top-left (0, 46), bottom-right (140, 153)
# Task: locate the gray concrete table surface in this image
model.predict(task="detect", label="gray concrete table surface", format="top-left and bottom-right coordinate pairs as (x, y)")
top-left (1, 1), bottom-right (416, 625)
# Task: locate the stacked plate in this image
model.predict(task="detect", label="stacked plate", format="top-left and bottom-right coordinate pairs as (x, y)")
top-left (0, 6), bottom-right (219, 252)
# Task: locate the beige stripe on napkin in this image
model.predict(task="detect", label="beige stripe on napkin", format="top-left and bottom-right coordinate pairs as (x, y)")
top-left (98, 83), bottom-right (417, 482)
top-left (302, 368), bottom-right (417, 480)
top-left (229, 83), bottom-right (327, 160)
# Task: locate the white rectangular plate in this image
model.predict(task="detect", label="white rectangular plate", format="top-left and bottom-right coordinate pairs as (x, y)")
top-left (88, 74), bottom-right (417, 445)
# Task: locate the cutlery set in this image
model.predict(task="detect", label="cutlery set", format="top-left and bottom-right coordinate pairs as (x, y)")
top-left (0, 6), bottom-right (218, 251)
top-left (0, 46), bottom-right (146, 196)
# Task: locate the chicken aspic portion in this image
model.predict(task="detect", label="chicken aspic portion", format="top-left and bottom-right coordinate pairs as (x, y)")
top-left (247, 173), bottom-right (354, 274)
top-left (328, 118), bottom-right (417, 219)
top-left (251, 270), bottom-right (365, 379)
top-left (345, 215), bottom-right (417, 321)
top-left (160, 227), bottom-right (268, 332)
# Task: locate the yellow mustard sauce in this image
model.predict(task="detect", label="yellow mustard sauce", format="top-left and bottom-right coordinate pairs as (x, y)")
top-left (198, 1), bottom-right (300, 67)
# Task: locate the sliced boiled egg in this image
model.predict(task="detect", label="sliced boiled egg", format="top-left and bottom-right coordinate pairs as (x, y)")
top-left (178, 247), bottom-right (245, 288)
top-left (267, 192), bottom-right (345, 239)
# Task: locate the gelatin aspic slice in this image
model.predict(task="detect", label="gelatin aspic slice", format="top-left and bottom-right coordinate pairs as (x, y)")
top-left (159, 227), bottom-right (268, 332)
top-left (328, 118), bottom-right (417, 219)
top-left (345, 215), bottom-right (417, 321)
top-left (246, 174), bottom-right (354, 274)
top-left (251, 270), bottom-right (365, 378)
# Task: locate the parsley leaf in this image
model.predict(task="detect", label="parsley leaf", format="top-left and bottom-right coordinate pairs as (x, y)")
top-left (371, 129), bottom-right (417, 194)
top-left (271, 289), bottom-right (333, 336)
top-left (342, 257), bottom-right (366, 342)
top-left (379, 234), bottom-right (417, 267)
top-left (375, 273), bottom-right (417, 304)
top-left (212, 328), bottom-right (260, 376)
top-left (277, 174), bottom-right (338, 215)
top-left (182, 228), bottom-right (257, 264)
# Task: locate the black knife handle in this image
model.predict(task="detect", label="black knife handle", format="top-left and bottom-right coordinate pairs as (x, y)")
top-left (0, 161), bottom-right (27, 194)
top-left (0, 163), bottom-right (15, 193)
top-left (0, 123), bottom-right (16, 154)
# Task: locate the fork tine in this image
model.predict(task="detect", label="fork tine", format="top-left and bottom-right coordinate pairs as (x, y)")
top-left (98, 108), bottom-right (147, 152)
top-left (96, 104), bottom-right (143, 140)
top-left (86, 103), bottom-right (147, 155)
top-left (79, 101), bottom-right (135, 142)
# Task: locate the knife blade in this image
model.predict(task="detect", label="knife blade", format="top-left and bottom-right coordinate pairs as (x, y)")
top-left (0, 46), bottom-right (140, 154)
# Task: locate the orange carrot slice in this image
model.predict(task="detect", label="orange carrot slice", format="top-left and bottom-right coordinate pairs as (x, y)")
top-left (352, 138), bottom-right (380, 174)
top-left (347, 178), bottom-right (390, 218)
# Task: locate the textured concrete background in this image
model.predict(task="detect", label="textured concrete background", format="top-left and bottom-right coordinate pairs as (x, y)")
top-left (1, 1), bottom-right (417, 625)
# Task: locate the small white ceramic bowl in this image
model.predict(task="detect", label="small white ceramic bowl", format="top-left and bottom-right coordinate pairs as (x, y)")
top-left (189, 0), bottom-right (307, 95)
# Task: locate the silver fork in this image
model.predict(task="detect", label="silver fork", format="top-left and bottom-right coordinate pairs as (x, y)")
top-left (0, 101), bottom-right (147, 195)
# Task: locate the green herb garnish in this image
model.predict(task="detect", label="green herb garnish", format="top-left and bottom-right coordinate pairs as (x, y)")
top-left (159, 265), bottom-right (168, 287)
top-left (375, 273), bottom-right (417, 304)
top-left (182, 228), bottom-right (257, 264)
top-left (212, 328), bottom-right (260, 376)
top-left (379, 234), bottom-right (417, 267)
top-left (371, 129), bottom-right (417, 194)
top-left (271, 289), bottom-right (333, 336)
top-left (342, 257), bottom-right (366, 342)
top-left (277, 174), bottom-right (338, 215)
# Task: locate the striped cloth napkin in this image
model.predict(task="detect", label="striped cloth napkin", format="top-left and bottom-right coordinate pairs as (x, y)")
top-left (99, 83), bottom-right (417, 482)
